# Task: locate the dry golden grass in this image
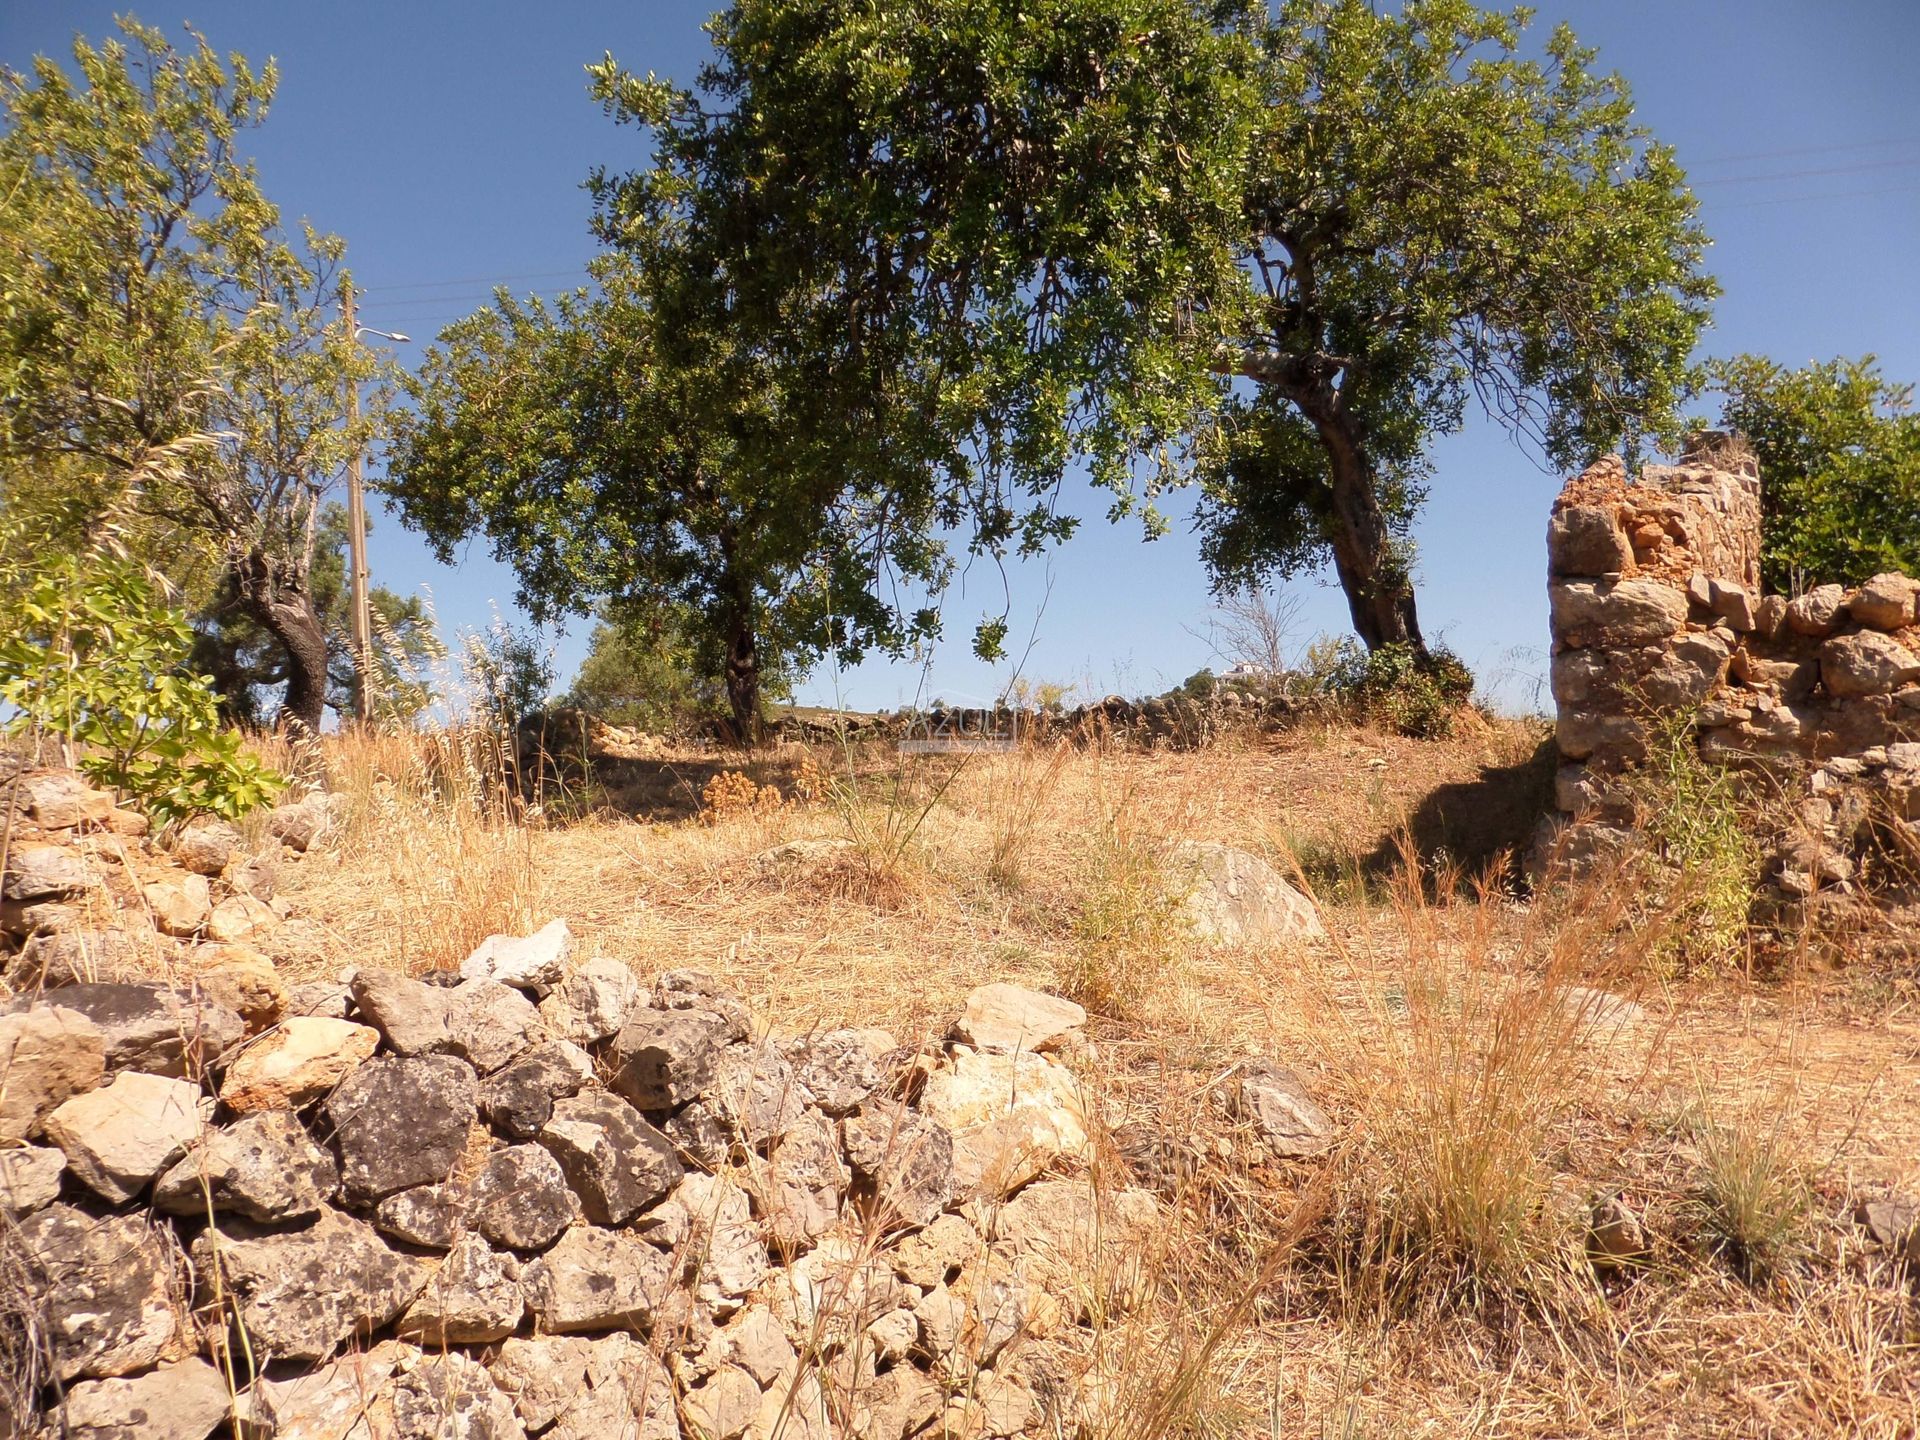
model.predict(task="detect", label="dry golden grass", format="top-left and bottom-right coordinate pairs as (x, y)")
top-left (257, 715), bottom-right (1920, 1437)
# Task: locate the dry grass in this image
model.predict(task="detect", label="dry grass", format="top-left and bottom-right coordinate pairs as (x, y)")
top-left (234, 715), bottom-right (1920, 1436)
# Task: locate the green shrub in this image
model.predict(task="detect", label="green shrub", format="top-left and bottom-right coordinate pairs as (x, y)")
top-left (1318, 638), bottom-right (1475, 738)
top-left (0, 548), bottom-right (284, 824)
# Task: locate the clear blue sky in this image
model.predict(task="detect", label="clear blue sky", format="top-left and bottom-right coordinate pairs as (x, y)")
top-left (6, 2), bottom-right (1917, 714)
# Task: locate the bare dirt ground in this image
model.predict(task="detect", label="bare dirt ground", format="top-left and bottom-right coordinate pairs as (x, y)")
top-left (271, 718), bottom-right (1920, 1438)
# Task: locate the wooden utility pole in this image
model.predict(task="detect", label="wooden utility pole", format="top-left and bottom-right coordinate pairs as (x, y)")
top-left (342, 280), bottom-right (374, 727)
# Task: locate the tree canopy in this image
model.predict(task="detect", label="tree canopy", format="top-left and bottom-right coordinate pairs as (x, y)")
top-left (1711, 355), bottom-right (1920, 593)
top-left (590, 0), bottom-right (1715, 668)
top-left (0, 19), bottom-right (390, 734)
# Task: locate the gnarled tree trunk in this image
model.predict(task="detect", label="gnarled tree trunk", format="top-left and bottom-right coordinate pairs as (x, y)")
top-left (229, 548), bottom-right (329, 737)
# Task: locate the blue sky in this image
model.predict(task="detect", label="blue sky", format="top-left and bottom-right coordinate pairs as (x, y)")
top-left (5, 2), bottom-right (1917, 714)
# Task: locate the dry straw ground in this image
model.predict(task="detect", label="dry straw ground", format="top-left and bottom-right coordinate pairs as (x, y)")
top-left (269, 716), bottom-right (1920, 1439)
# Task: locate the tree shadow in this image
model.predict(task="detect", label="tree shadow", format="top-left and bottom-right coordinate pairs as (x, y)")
top-left (1366, 732), bottom-right (1559, 887)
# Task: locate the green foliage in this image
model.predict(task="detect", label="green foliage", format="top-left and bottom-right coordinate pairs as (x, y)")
top-left (0, 541), bottom-right (284, 824)
top-left (1, 19), bottom-right (391, 734)
top-left (1709, 354), bottom-right (1920, 591)
top-left (1320, 638), bottom-right (1475, 738)
top-left (1626, 712), bottom-right (1759, 970)
top-left (463, 621), bottom-right (555, 734)
top-left (563, 603), bottom-right (790, 735)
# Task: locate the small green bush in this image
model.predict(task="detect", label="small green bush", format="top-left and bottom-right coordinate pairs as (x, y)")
top-left (1318, 638), bottom-right (1475, 738)
top-left (0, 548), bottom-right (284, 824)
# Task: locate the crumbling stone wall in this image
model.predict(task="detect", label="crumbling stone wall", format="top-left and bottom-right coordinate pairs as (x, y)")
top-left (1541, 442), bottom-right (1920, 899)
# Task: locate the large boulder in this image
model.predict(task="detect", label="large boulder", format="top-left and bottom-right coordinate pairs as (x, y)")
top-left (153, 1110), bottom-right (339, 1222)
top-left (787, 1027), bottom-right (896, 1115)
top-left (240, 1341), bottom-right (402, 1440)
top-left (761, 1110), bottom-right (850, 1255)
top-left (12, 983), bottom-right (244, 1079)
top-left (190, 944), bottom-right (287, 1032)
top-left (1849, 573), bottom-right (1920, 630)
top-left (172, 820), bottom-right (241, 877)
top-left (445, 978), bottom-right (544, 1074)
top-left (919, 1049), bottom-right (1089, 1199)
top-left (841, 1101), bottom-right (955, 1228)
top-left (218, 1016), bottom-right (380, 1112)
top-left (461, 918), bottom-right (572, 995)
top-left (1786, 583), bottom-right (1849, 637)
top-left (194, 1207), bottom-right (429, 1364)
top-left (709, 1037), bottom-right (807, 1145)
top-left (1546, 504), bottom-right (1633, 578)
top-left (13, 770), bottom-right (114, 831)
top-left (606, 1007), bottom-right (726, 1109)
top-left (60, 1358), bottom-right (230, 1440)
top-left (1822, 631), bottom-right (1920, 699)
top-left (15, 1204), bottom-right (188, 1380)
top-left (325, 1053), bottom-right (478, 1205)
top-left (1166, 841), bottom-right (1324, 945)
top-left (395, 1232), bottom-right (525, 1343)
top-left (347, 969), bottom-right (453, 1054)
top-left (144, 873), bottom-right (212, 937)
top-left (675, 1172), bottom-right (769, 1313)
top-left (0, 1145), bottom-right (65, 1215)
top-left (392, 1350), bottom-right (527, 1440)
top-left (1229, 1061), bottom-right (1335, 1157)
top-left (1548, 577), bottom-right (1689, 647)
top-left (952, 982), bottom-right (1085, 1054)
top-left (490, 1334), bottom-right (677, 1440)
top-left (0, 1003), bottom-right (105, 1143)
top-left (521, 1225), bottom-right (671, 1333)
top-left (2, 844), bottom-right (100, 901)
top-left (43, 1071), bottom-right (211, 1204)
top-left (481, 1039), bottom-right (596, 1139)
top-left (536, 1090), bottom-right (682, 1225)
top-left (467, 1143), bottom-right (578, 1250)
top-left (537, 956), bottom-right (642, 1043)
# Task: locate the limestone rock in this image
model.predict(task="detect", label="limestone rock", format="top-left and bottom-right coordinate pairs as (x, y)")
top-left (890, 1212), bottom-right (978, 1289)
top-left (481, 1038), bottom-right (596, 1138)
top-left (489, 1336), bottom-right (593, 1430)
top-left (608, 1006), bottom-right (726, 1109)
top-left (768, 1234), bottom-right (911, 1346)
top-left (61, 1357), bottom-right (230, 1440)
top-left (3, 844), bottom-right (99, 901)
top-left (0, 1144), bottom-right (64, 1214)
top-left (1850, 572), bottom-right (1920, 630)
top-left (653, 968), bottom-right (752, 1041)
top-left (788, 1027), bottom-right (897, 1115)
top-left (1548, 577), bottom-right (1689, 647)
top-left (721, 1306), bottom-right (795, 1387)
top-left (219, 1016), bottom-right (380, 1112)
top-left (348, 969), bottom-right (454, 1054)
top-left (762, 1109), bottom-right (849, 1254)
top-left (538, 956), bottom-right (643, 1043)
top-left (1546, 504), bottom-right (1633, 578)
top-left (1708, 577), bottom-right (1759, 631)
top-left (491, 1334), bottom-right (676, 1440)
top-left (207, 894), bottom-right (279, 945)
top-left (0, 1003), bottom-right (105, 1142)
top-left (666, 1098), bottom-right (736, 1169)
top-left (6, 927), bottom-right (159, 989)
top-left (189, 945), bottom-right (287, 1034)
top-left (326, 1053), bottom-right (478, 1205)
top-left (268, 792), bottom-right (343, 853)
top-left (393, 1351), bottom-right (526, 1439)
top-left (468, 1143), bottom-right (578, 1250)
top-left (912, 1283), bottom-right (965, 1359)
top-left (537, 1089), bottom-right (682, 1225)
top-left (841, 1101), bottom-right (955, 1227)
top-left (153, 1110), bottom-right (337, 1222)
top-left (16, 1204), bottom-right (186, 1380)
top-left (1230, 1061), bottom-right (1334, 1157)
top-left (461, 917), bottom-right (572, 996)
top-left (1822, 631), bottom-right (1920, 699)
top-left (375, 1181), bottom-right (469, 1251)
top-left (195, 1207), bottom-right (428, 1363)
top-left (145, 872), bottom-right (212, 936)
top-left (446, 978), bottom-right (544, 1073)
top-left (14, 770), bottom-right (112, 831)
top-left (684, 1364), bottom-right (761, 1440)
top-left (919, 1048), bottom-right (1090, 1199)
top-left (1786, 583), bottom-right (1849, 637)
top-left (521, 1225), bottom-right (671, 1332)
top-left (953, 982), bottom-right (1085, 1054)
top-left (20, 982), bottom-right (244, 1079)
top-left (711, 1037), bottom-right (807, 1145)
top-left (396, 1232), bottom-right (525, 1343)
top-left (1166, 841), bottom-right (1324, 945)
top-left (286, 978), bottom-right (353, 1019)
top-left (173, 820), bottom-right (240, 877)
top-left (44, 1071), bottom-right (210, 1203)
top-left (677, 1172), bottom-right (769, 1312)
top-left (855, 1365), bottom-right (944, 1440)
top-left (241, 1341), bottom-right (402, 1440)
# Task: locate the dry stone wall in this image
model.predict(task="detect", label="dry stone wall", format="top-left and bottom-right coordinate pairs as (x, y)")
top-left (1541, 443), bottom-right (1920, 901)
top-left (1, 770), bottom-right (1337, 1439)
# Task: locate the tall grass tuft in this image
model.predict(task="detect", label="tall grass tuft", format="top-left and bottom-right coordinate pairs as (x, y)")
top-left (1683, 1084), bottom-right (1815, 1283)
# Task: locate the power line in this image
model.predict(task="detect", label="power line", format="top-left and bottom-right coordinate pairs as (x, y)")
top-left (1713, 182), bottom-right (1920, 211)
top-left (1687, 135), bottom-right (1920, 167)
top-left (358, 266), bottom-right (590, 295)
top-left (1692, 156), bottom-right (1920, 187)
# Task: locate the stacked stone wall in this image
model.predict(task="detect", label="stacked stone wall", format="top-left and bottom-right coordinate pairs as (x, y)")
top-left (1542, 442), bottom-right (1920, 898)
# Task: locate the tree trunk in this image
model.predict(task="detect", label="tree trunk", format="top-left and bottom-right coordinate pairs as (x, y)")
top-left (1306, 406), bottom-right (1429, 659)
top-left (723, 614), bottom-right (761, 747)
top-left (230, 549), bottom-right (330, 737)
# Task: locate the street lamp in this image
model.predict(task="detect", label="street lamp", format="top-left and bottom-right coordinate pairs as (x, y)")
top-left (341, 279), bottom-right (411, 728)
